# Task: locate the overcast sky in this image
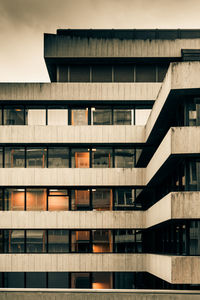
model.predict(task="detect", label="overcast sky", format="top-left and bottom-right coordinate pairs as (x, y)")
top-left (0, 0), bottom-right (200, 82)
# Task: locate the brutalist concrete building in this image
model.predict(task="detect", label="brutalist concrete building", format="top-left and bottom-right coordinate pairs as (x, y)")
top-left (1, 29), bottom-right (200, 298)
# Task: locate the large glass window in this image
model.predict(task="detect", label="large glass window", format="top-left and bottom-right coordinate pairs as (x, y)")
top-left (48, 109), bottom-right (68, 125)
top-left (48, 272), bottom-right (69, 288)
top-left (70, 65), bottom-right (90, 82)
top-left (71, 148), bottom-right (90, 168)
top-left (48, 189), bottom-right (69, 211)
top-left (92, 230), bottom-right (112, 253)
top-left (26, 189), bottom-right (47, 211)
top-left (114, 189), bottom-right (135, 210)
top-left (26, 272), bottom-right (46, 288)
top-left (188, 160), bottom-right (200, 191)
top-left (48, 230), bottom-right (69, 253)
top-left (92, 148), bottom-right (113, 168)
top-left (26, 147), bottom-right (47, 168)
top-left (92, 65), bottom-right (112, 82)
top-left (92, 189), bottom-right (112, 211)
top-left (113, 109), bottom-right (132, 125)
top-left (26, 230), bottom-right (46, 253)
top-left (114, 65), bottom-right (134, 82)
top-left (92, 108), bottom-right (112, 125)
top-left (71, 273), bottom-right (91, 288)
top-left (4, 189), bottom-right (25, 211)
top-left (4, 107), bottom-right (25, 125)
top-left (114, 272), bottom-right (135, 289)
top-left (71, 190), bottom-right (90, 210)
top-left (4, 147), bottom-right (25, 168)
top-left (71, 231), bottom-right (91, 253)
top-left (135, 108), bottom-right (151, 125)
top-left (92, 273), bottom-right (112, 289)
top-left (71, 109), bottom-right (88, 125)
top-left (136, 64), bottom-right (156, 82)
top-left (48, 147), bottom-right (69, 168)
top-left (27, 109), bottom-right (46, 125)
top-left (114, 230), bottom-right (135, 253)
top-left (135, 230), bottom-right (143, 253)
top-left (114, 149), bottom-right (135, 168)
top-left (4, 230), bottom-right (25, 253)
top-left (4, 272), bottom-right (25, 288)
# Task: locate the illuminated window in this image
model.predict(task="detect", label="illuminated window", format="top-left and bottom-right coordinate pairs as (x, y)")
top-left (4, 189), bottom-right (25, 211)
top-left (92, 230), bottom-right (112, 253)
top-left (92, 273), bottom-right (112, 289)
top-left (71, 190), bottom-right (90, 210)
top-left (71, 231), bottom-right (91, 253)
top-left (48, 189), bottom-right (69, 211)
top-left (71, 148), bottom-right (90, 168)
top-left (71, 109), bottom-right (88, 125)
top-left (26, 189), bottom-right (47, 211)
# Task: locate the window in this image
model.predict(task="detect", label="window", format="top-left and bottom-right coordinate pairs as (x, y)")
top-left (27, 109), bottom-right (46, 125)
top-left (48, 109), bottom-right (68, 125)
top-left (26, 189), bottom-right (47, 211)
top-left (4, 189), bottom-right (25, 211)
top-left (71, 231), bottom-right (91, 253)
top-left (71, 190), bottom-right (90, 210)
top-left (4, 230), bottom-right (25, 253)
top-left (92, 273), bottom-right (112, 289)
top-left (92, 148), bottom-right (113, 168)
top-left (92, 230), bottom-right (112, 253)
top-left (114, 272), bottom-right (135, 289)
top-left (71, 148), bottom-right (90, 168)
top-left (26, 230), bottom-right (47, 253)
top-left (114, 65), bottom-right (134, 82)
top-left (48, 230), bottom-right (69, 253)
top-left (57, 65), bottom-right (68, 82)
top-left (114, 189), bottom-right (135, 210)
top-left (26, 147), bottom-right (47, 168)
top-left (71, 273), bottom-right (91, 288)
top-left (135, 108), bottom-right (151, 125)
top-left (70, 65), bottom-right (90, 82)
top-left (4, 107), bottom-right (25, 125)
top-left (113, 109), bottom-right (132, 125)
top-left (48, 272), bottom-right (69, 288)
top-left (114, 149), bottom-right (135, 168)
top-left (71, 109), bottom-right (88, 125)
top-left (48, 189), bottom-right (69, 211)
top-left (136, 64), bottom-right (156, 82)
top-left (4, 147), bottom-right (25, 168)
top-left (92, 108), bottom-right (112, 125)
top-left (48, 147), bottom-right (69, 168)
top-left (92, 65), bottom-right (112, 82)
top-left (0, 148), bottom-right (3, 168)
top-left (114, 230), bottom-right (135, 253)
top-left (4, 272), bottom-right (25, 288)
top-left (92, 189), bottom-right (112, 210)
top-left (0, 190), bottom-right (2, 211)
top-left (26, 272), bottom-right (46, 288)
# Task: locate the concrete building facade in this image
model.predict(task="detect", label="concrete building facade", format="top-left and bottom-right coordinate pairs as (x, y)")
top-left (1, 29), bottom-right (200, 296)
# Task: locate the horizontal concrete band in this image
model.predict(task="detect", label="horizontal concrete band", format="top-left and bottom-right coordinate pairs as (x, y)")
top-left (0, 254), bottom-right (199, 284)
top-left (0, 82), bottom-right (160, 101)
top-left (0, 125), bottom-right (145, 144)
top-left (0, 192), bottom-right (199, 229)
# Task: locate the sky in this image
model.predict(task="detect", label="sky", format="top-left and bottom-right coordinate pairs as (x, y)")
top-left (0, 0), bottom-right (200, 82)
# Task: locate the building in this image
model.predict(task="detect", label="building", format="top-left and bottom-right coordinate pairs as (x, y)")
top-left (1, 29), bottom-right (200, 296)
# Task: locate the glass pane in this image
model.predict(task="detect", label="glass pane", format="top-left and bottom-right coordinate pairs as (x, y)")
top-left (4, 272), bottom-right (25, 288)
top-left (114, 272), bottom-right (135, 289)
top-left (0, 230), bottom-right (2, 253)
top-left (58, 65), bottom-right (68, 82)
top-left (92, 65), bottom-right (112, 82)
top-left (4, 147), bottom-right (25, 168)
top-left (136, 64), bottom-right (156, 82)
top-left (70, 65), bottom-right (90, 82)
top-left (114, 229), bottom-right (135, 253)
top-left (92, 189), bottom-right (112, 211)
top-left (0, 189), bottom-right (3, 211)
top-left (114, 189), bottom-right (135, 210)
top-left (48, 147), bottom-right (69, 168)
top-left (48, 109), bottom-right (68, 125)
top-left (92, 108), bottom-right (112, 125)
top-left (0, 148), bottom-right (3, 168)
top-left (27, 109), bottom-right (46, 125)
top-left (188, 161), bottom-right (200, 191)
top-left (48, 272), bottom-right (69, 288)
top-left (26, 147), bottom-right (47, 168)
top-left (92, 230), bottom-right (112, 253)
top-left (113, 109), bottom-right (132, 125)
top-left (71, 148), bottom-right (90, 168)
top-left (71, 231), bottom-right (90, 253)
top-left (114, 65), bottom-right (134, 82)
top-left (26, 189), bottom-right (47, 211)
top-left (92, 273), bottom-right (112, 289)
top-left (4, 230), bottom-right (25, 253)
top-left (26, 230), bottom-right (46, 253)
top-left (4, 108), bottom-right (24, 125)
top-left (71, 190), bottom-right (90, 210)
top-left (26, 272), bottom-right (46, 288)
top-left (0, 108), bottom-right (2, 125)
top-left (135, 109), bottom-right (151, 125)
top-left (115, 149), bottom-right (135, 168)
top-left (135, 230), bottom-right (143, 253)
top-left (190, 221), bottom-right (200, 255)
top-left (71, 109), bottom-right (88, 125)
top-left (92, 148), bottom-right (113, 168)
top-left (48, 189), bottom-right (69, 211)
top-left (4, 189), bottom-right (25, 211)
top-left (48, 230), bottom-right (69, 253)
top-left (71, 273), bottom-right (90, 288)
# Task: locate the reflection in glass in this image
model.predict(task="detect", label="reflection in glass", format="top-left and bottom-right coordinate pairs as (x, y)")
top-left (71, 148), bottom-right (90, 168)
top-left (4, 147), bottom-right (25, 168)
top-left (71, 273), bottom-right (90, 288)
top-left (26, 272), bottom-right (46, 288)
top-left (113, 109), bottom-right (132, 125)
top-left (115, 149), bottom-right (135, 168)
top-left (4, 230), bottom-right (25, 253)
top-left (26, 230), bottom-right (46, 253)
top-left (48, 147), bottom-right (69, 168)
top-left (92, 148), bottom-right (112, 168)
top-left (48, 189), bottom-right (69, 211)
top-left (71, 190), bottom-right (90, 210)
top-left (92, 108), bottom-right (112, 125)
top-left (114, 230), bottom-right (135, 253)
top-left (26, 189), bottom-right (47, 211)
top-left (4, 108), bottom-right (25, 125)
top-left (92, 189), bottom-right (112, 211)
top-left (48, 230), bottom-right (69, 253)
top-left (4, 189), bottom-right (25, 211)
top-left (92, 273), bottom-right (112, 289)
top-left (92, 230), bottom-right (112, 253)
top-left (71, 231), bottom-right (90, 253)
top-left (26, 147), bottom-right (47, 168)
top-left (71, 109), bottom-right (88, 125)
top-left (114, 189), bottom-right (135, 210)
top-left (135, 109), bottom-right (151, 125)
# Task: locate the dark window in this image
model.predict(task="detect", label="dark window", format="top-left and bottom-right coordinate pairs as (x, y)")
top-left (4, 272), bottom-right (25, 288)
top-left (114, 272), bottom-right (135, 289)
top-left (71, 231), bottom-right (90, 253)
top-left (71, 273), bottom-right (91, 288)
top-left (26, 230), bottom-right (47, 253)
top-left (4, 189), bottom-right (25, 211)
top-left (0, 230), bottom-right (3, 253)
top-left (92, 148), bottom-right (113, 168)
top-left (92, 108), bottom-right (112, 125)
top-left (4, 107), bottom-right (25, 125)
top-left (48, 230), bottom-right (69, 253)
top-left (114, 149), bottom-right (135, 168)
top-left (4, 230), bottom-right (25, 253)
top-left (113, 109), bottom-right (132, 125)
top-left (71, 190), bottom-right (90, 210)
top-left (58, 65), bottom-right (68, 82)
top-left (136, 64), bottom-right (156, 82)
top-left (70, 65), bottom-right (90, 82)
top-left (48, 147), bottom-right (69, 168)
top-left (48, 189), bottom-right (69, 211)
top-left (92, 273), bottom-right (112, 289)
top-left (0, 189), bottom-right (3, 211)
top-left (26, 147), bottom-right (47, 168)
top-left (0, 148), bottom-right (3, 168)
top-left (114, 189), bottom-right (135, 210)
top-left (48, 272), bottom-right (69, 288)
top-left (92, 65), bottom-right (112, 82)
top-left (26, 189), bottom-right (47, 211)
top-left (114, 230), bottom-right (135, 253)
top-left (92, 230), bottom-right (112, 253)
top-left (26, 272), bottom-right (46, 288)
top-left (114, 65), bottom-right (134, 82)
top-left (4, 147), bottom-right (25, 168)
top-left (158, 64), bottom-right (169, 82)
top-left (92, 189), bottom-right (112, 211)
top-left (71, 148), bottom-right (90, 168)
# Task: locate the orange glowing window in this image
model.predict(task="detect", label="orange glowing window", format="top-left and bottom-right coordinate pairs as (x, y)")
top-left (26, 189), bottom-right (47, 211)
top-left (4, 189), bottom-right (25, 211)
top-left (71, 109), bottom-right (88, 125)
top-left (48, 189), bottom-right (69, 211)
